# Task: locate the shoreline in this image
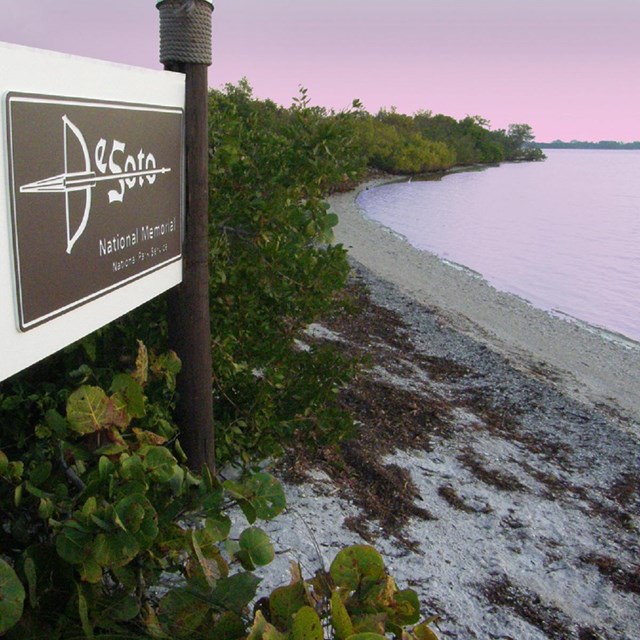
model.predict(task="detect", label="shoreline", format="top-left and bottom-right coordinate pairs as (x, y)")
top-left (328, 179), bottom-right (640, 427)
top-left (265, 255), bottom-right (640, 639)
top-left (254, 176), bottom-right (639, 640)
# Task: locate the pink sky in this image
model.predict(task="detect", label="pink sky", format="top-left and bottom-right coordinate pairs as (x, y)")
top-left (1, 0), bottom-right (638, 142)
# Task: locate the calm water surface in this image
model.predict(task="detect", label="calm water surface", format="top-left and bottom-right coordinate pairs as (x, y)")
top-left (358, 150), bottom-right (640, 343)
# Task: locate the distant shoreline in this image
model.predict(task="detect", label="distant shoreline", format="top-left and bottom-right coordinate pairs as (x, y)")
top-left (535, 142), bottom-right (640, 150)
top-left (329, 179), bottom-right (640, 426)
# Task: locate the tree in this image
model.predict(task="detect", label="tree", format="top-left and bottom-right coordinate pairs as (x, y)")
top-left (504, 123), bottom-right (545, 161)
top-left (507, 123), bottom-right (535, 147)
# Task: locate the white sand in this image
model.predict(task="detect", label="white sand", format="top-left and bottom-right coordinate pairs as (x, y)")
top-left (249, 179), bottom-right (639, 640)
top-left (330, 179), bottom-right (640, 427)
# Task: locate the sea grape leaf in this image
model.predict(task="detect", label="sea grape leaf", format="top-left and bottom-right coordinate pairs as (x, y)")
top-left (92, 530), bottom-right (139, 569)
top-left (133, 428), bottom-right (168, 446)
top-left (238, 499), bottom-right (258, 525)
top-left (28, 461), bottom-right (52, 487)
top-left (24, 481), bottom-right (51, 499)
top-left (14, 483), bottom-right (23, 507)
top-left (112, 565), bottom-right (138, 591)
top-left (269, 581), bottom-right (309, 630)
top-left (205, 514), bottom-right (232, 543)
top-left (0, 449), bottom-right (8, 475)
top-left (330, 545), bottom-right (386, 591)
top-left (246, 472), bottom-right (286, 520)
top-left (114, 494), bottom-right (147, 533)
top-left (331, 589), bottom-right (354, 640)
top-left (211, 611), bottom-right (247, 640)
top-left (223, 479), bottom-right (259, 523)
top-left (351, 614), bottom-right (386, 635)
top-left (191, 530), bottom-right (222, 587)
top-left (413, 619), bottom-right (440, 640)
top-left (23, 556), bottom-right (37, 608)
top-left (135, 502), bottom-right (160, 548)
top-left (107, 388), bottom-right (132, 429)
top-left (77, 584), bottom-right (93, 638)
top-left (368, 575), bottom-right (396, 608)
top-left (35, 423), bottom-right (52, 439)
top-left (0, 558), bottom-right (25, 634)
top-left (291, 606), bottom-right (323, 640)
top-left (37, 497), bottom-right (54, 519)
top-left (101, 592), bottom-right (140, 622)
top-left (140, 602), bottom-right (165, 638)
top-left (390, 588), bottom-right (421, 625)
top-left (158, 587), bottom-right (210, 637)
top-left (98, 455), bottom-right (114, 481)
top-left (169, 465), bottom-right (186, 494)
top-left (141, 445), bottom-right (179, 483)
top-left (66, 386), bottom-right (110, 434)
top-left (111, 373), bottom-right (146, 419)
top-left (248, 610), bottom-right (287, 640)
top-left (222, 479), bottom-right (249, 500)
top-left (94, 431), bottom-right (128, 456)
top-left (119, 454), bottom-right (146, 483)
top-left (209, 572), bottom-right (261, 614)
top-left (80, 556), bottom-right (103, 584)
top-left (325, 212), bottom-right (339, 228)
top-left (200, 481), bottom-right (225, 517)
top-left (45, 408), bottom-right (69, 437)
top-left (150, 350), bottom-right (181, 391)
top-left (193, 523), bottom-right (225, 558)
top-left (238, 527), bottom-right (274, 568)
top-left (56, 522), bottom-right (93, 564)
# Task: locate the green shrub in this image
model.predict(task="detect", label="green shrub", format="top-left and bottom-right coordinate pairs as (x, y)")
top-left (206, 82), bottom-right (363, 465)
top-left (0, 342), bottom-right (286, 637)
top-left (354, 116), bottom-right (455, 174)
top-left (249, 544), bottom-right (440, 640)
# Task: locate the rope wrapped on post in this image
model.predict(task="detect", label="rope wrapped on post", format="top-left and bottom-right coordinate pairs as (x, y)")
top-left (157, 0), bottom-right (213, 65)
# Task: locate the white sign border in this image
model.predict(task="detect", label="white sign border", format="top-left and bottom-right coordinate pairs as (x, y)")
top-left (0, 41), bottom-right (186, 381)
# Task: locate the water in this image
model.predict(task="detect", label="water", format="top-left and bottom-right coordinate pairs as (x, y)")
top-left (357, 150), bottom-right (640, 343)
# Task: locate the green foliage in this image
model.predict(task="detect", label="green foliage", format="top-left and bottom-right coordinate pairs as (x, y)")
top-left (237, 527), bottom-right (275, 570)
top-left (0, 558), bottom-right (25, 633)
top-left (329, 544), bottom-right (386, 590)
top-left (355, 108), bottom-right (544, 171)
top-left (0, 343), bottom-right (285, 637)
top-left (249, 545), bottom-right (441, 640)
top-left (206, 81), bottom-right (363, 465)
top-left (354, 115), bottom-right (455, 174)
top-left (499, 123), bottom-right (546, 161)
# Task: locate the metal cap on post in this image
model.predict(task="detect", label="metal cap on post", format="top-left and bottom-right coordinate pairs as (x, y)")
top-left (158, 0), bottom-right (215, 472)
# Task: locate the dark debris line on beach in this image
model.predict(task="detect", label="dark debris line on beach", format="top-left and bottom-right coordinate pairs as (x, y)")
top-left (276, 261), bottom-right (639, 640)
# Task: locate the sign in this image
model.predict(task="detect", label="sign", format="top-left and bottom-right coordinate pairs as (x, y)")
top-left (0, 41), bottom-right (185, 381)
top-left (6, 94), bottom-right (183, 330)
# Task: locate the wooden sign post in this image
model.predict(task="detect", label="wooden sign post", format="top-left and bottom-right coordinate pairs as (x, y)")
top-left (157, 0), bottom-right (215, 471)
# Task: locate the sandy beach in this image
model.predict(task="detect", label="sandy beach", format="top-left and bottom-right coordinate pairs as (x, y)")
top-left (331, 179), bottom-right (640, 427)
top-left (253, 180), bottom-right (639, 640)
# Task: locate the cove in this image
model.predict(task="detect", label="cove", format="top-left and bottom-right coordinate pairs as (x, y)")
top-left (357, 150), bottom-right (640, 343)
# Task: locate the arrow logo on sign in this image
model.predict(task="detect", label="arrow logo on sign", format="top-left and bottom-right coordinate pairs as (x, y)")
top-left (20, 115), bottom-right (171, 254)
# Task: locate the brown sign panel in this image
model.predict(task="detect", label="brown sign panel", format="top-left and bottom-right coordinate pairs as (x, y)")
top-left (5, 93), bottom-right (184, 331)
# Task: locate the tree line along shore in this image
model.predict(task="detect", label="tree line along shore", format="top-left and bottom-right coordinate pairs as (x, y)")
top-left (535, 139), bottom-right (640, 150)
